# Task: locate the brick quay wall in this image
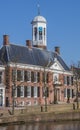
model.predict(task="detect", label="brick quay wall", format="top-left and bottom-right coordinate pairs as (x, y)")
top-left (0, 103), bottom-right (80, 125)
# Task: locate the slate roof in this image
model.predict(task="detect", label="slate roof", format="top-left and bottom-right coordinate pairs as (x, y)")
top-left (0, 44), bottom-right (70, 71)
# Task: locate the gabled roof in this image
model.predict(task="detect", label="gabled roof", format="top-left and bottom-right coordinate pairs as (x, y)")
top-left (0, 44), bottom-right (70, 71)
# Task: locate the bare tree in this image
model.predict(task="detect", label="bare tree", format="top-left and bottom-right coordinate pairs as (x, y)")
top-left (71, 61), bottom-right (80, 109)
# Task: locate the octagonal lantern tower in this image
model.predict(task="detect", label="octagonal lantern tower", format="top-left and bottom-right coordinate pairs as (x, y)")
top-left (31, 14), bottom-right (47, 49)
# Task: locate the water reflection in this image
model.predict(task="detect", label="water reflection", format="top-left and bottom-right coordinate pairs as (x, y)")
top-left (0, 121), bottom-right (80, 130)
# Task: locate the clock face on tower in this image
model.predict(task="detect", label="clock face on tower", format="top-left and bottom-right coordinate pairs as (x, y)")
top-left (38, 27), bottom-right (43, 41)
top-left (38, 27), bottom-right (42, 31)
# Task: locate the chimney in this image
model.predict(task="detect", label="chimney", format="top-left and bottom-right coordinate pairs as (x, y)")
top-left (55, 46), bottom-right (60, 54)
top-left (26, 40), bottom-right (32, 48)
top-left (3, 35), bottom-right (9, 45)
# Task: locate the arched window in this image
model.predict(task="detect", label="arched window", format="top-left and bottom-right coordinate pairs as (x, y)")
top-left (39, 27), bottom-right (42, 40)
top-left (34, 27), bottom-right (37, 40)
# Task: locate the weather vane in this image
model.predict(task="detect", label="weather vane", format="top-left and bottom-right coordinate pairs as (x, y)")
top-left (37, 2), bottom-right (40, 15)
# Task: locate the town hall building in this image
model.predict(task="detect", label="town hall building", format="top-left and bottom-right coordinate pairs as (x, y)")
top-left (0, 13), bottom-right (75, 107)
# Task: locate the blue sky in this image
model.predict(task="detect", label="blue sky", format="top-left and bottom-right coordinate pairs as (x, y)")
top-left (0, 0), bottom-right (80, 66)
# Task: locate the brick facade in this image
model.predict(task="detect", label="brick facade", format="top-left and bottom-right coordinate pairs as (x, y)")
top-left (4, 64), bottom-right (75, 107)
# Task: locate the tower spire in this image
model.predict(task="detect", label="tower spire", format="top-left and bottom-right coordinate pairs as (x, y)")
top-left (37, 3), bottom-right (40, 15)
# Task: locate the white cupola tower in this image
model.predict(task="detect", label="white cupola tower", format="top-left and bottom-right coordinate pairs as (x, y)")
top-left (31, 12), bottom-right (47, 49)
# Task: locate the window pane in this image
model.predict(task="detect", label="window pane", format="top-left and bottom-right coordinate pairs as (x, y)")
top-left (24, 71), bottom-right (27, 81)
top-left (64, 88), bottom-right (66, 97)
top-left (37, 87), bottom-right (40, 97)
top-left (64, 76), bottom-right (67, 85)
top-left (34, 86), bottom-right (37, 97)
top-left (27, 86), bottom-right (31, 97)
top-left (24, 86), bottom-right (27, 97)
top-left (12, 70), bottom-right (16, 82)
top-left (17, 70), bottom-right (23, 81)
top-left (39, 27), bottom-right (43, 40)
top-left (20, 86), bottom-right (24, 97)
top-left (67, 76), bottom-right (69, 85)
top-left (17, 86), bottom-right (20, 97)
top-left (27, 71), bottom-right (31, 81)
top-left (14, 87), bottom-right (17, 97)
top-left (37, 72), bottom-right (40, 82)
top-left (31, 72), bottom-right (34, 82)
top-left (31, 87), bottom-right (34, 97)
top-left (71, 77), bottom-right (73, 85)
top-left (34, 72), bottom-right (37, 82)
top-left (0, 72), bottom-right (2, 84)
top-left (67, 89), bottom-right (70, 97)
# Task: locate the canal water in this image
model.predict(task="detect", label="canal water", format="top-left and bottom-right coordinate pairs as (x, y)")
top-left (0, 121), bottom-right (80, 130)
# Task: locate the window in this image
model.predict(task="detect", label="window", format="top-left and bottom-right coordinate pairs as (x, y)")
top-left (64, 88), bottom-right (67, 97)
top-left (20, 86), bottom-right (24, 97)
top-left (27, 86), bottom-right (31, 98)
top-left (67, 89), bottom-right (70, 98)
top-left (67, 76), bottom-right (69, 85)
top-left (0, 72), bottom-right (2, 84)
top-left (24, 70), bottom-right (31, 82)
top-left (42, 72), bottom-right (47, 83)
top-left (53, 73), bottom-right (59, 83)
top-left (12, 69), bottom-right (16, 82)
top-left (64, 76), bottom-right (67, 85)
top-left (34, 86), bottom-right (37, 97)
top-left (27, 71), bottom-right (31, 81)
top-left (0, 89), bottom-right (3, 106)
top-left (34, 72), bottom-right (37, 82)
top-left (17, 70), bottom-right (23, 81)
top-left (24, 71), bottom-right (27, 81)
top-left (71, 76), bottom-right (73, 85)
top-left (64, 88), bottom-right (71, 98)
top-left (37, 72), bottom-right (40, 82)
top-left (0, 89), bottom-right (3, 95)
top-left (31, 71), bottom-right (34, 82)
top-left (17, 86), bottom-right (20, 97)
top-left (39, 27), bottom-right (43, 40)
top-left (17, 86), bottom-right (24, 97)
top-left (14, 87), bottom-right (17, 97)
top-left (31, 72), bottom-right (39, 83)
top-left (31, 87), bottom-right (34, 97)
top-left (37, 87), bottom-right (40, 97)
top-left (24, 86), bottom-right (27, 97)
top-left (31, 86), bottom-right (40, 98)
top-left (42, 87), bottom-right (49, 97)
top-left (34, 27), bottom-right (37, 40)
